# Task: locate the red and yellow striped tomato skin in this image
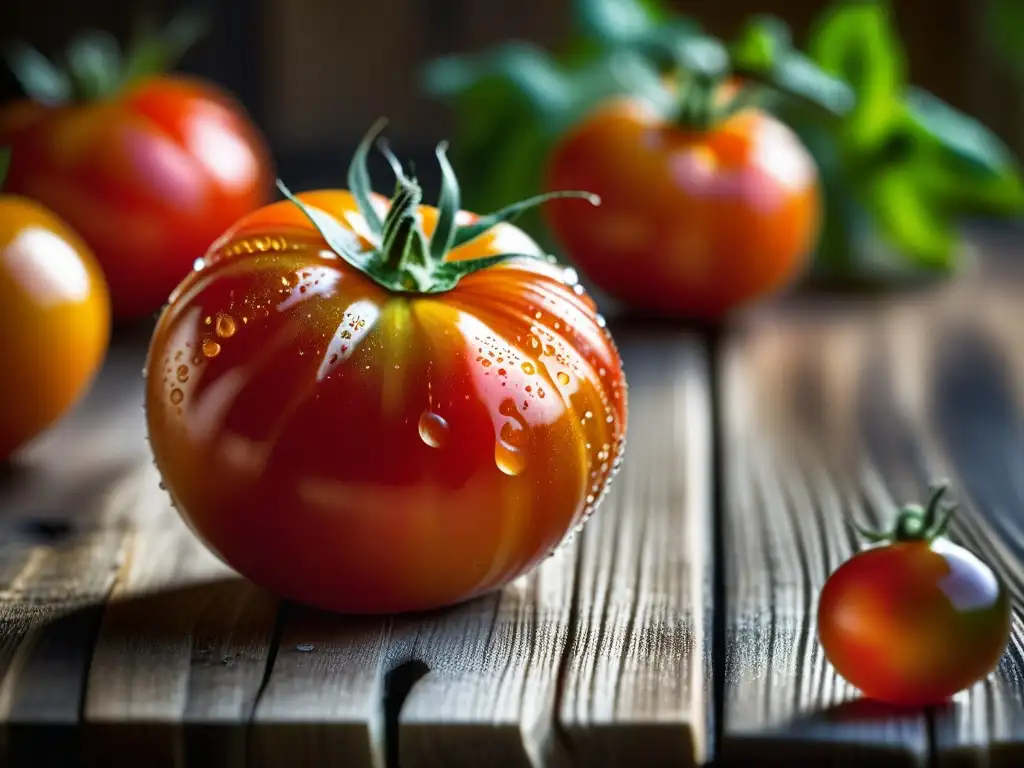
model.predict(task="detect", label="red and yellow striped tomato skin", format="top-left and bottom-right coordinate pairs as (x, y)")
top-left (145, 190), bottom-right (628, 614)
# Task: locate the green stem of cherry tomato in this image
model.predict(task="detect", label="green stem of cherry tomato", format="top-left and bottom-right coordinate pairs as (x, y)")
top-left (852, 479), bottom-right (956, 545)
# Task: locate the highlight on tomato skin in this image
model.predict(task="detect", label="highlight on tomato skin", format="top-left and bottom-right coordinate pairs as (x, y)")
top-left (543, 92), bottom-right (821, 321)
top-left (817, 481), bottom-right (1011, 707)
top-left (144, 120), bottom-right (627, 615)
top-left (0, 15), bottom-right (273, 322)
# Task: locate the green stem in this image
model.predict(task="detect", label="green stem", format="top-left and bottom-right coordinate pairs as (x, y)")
top-left (0, 147), bottom-right (10, 191)
top-left (851, 479), bottom-right (956, 546)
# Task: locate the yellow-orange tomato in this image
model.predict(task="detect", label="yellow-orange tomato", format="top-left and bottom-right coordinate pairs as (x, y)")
top-left (544, 97), bottom-right (820, 319)
top-left (0, 196), bottom-right (110, 459)
top-left (144, 133), bottom-right (627, 614)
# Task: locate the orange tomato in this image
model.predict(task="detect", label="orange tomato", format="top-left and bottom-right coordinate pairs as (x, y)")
top-left (0, 47), bottom-right (272, 321)
top-left (144, 125), bottom-right (626, 614)
top-left (818, 482), bottom-right (1010, 706)
top-left (0, 194), bottom-right (110, 459)
top-left (543, 96), bottom-right (820, 319)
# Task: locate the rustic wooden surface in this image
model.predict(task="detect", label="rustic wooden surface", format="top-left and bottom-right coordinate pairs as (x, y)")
top-left (0, 241), bottom-right (1022, 767)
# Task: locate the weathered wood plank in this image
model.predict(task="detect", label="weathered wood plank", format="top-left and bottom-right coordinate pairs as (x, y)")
top-left (0, 332), bottom-right (151, 767)
top-left (247, 609), bottom-right (392, 768)
top-left (395, 543), bottom-right (577, 768)
top-left (81, 465), bottom-right (278, 768)
top-left (556, 330), bottom-right (711, 767)
top-left (858, 283), bottom-right (1024, 767)
top-left (719, 306), bottom-right (931, 766)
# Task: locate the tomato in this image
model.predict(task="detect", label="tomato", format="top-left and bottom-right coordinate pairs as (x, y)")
top-left (543, 93), bottom-right (820, 319)
top-left (0, 186), bottom-right (110, 460)
top-left (0, 26), bottom-right (272, 321)
top-left (144, 123), bottom-right (626, 614)
top-left (818, 482), bottom-right (1011, 706)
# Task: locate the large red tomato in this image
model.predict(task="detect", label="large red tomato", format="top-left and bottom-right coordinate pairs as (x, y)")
top-left (544, 94), bottom-right (820, 320)
top-left (144, 123), bottom-right (627, 614)
top-left (0, 23), bottom-right (272, 320)
top-left (818, 482), bottom-right (1011, 706)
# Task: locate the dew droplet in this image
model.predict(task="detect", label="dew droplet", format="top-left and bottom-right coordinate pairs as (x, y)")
top-left (176, 365), bottom-right (189, 383)
top-left (527, 335), bottom-right (541, 352)
top-left (480, 359), bottom-right (491, 368)
top-left (562, 267), bottom-right (579, 286)
top-left (556, 371), bottom-right (570, 386)
top-left (193, 257), bottom-right (206, 271)
top-left (216, 314), bottom-right (237, 338)
top-left (191, 355), bottom-right (202, 366)
top-left (418, 411), bottom-right (449, 449)
top-left (497, 368), bottom-right (507, 377)
top-left (204, 315), bottom-right (212, 326)
top-left (169, 388), bottom-right (184, 405)
top-left (496, 423), bottom-right (527, 476)
top-left (521, 361), bottom-right (535, 375)
top-left (202, 339), bottom-right (221, 358)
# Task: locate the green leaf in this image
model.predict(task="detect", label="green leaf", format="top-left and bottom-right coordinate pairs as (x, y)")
top-left (347, 118), bottom-right (388, 239)
top-left (427, 253), bottom-right (543, 292)
top-left (122, 6), bottom-right (209, 83)
top-left (452, 190), bottom-right (600, 250)
top-left (0, 146), bottom-right (10, 190)
top-left (987, 0), bottom-right (1024, 79)
top-left (867, 170), bottom-right (957, 268)
top-left (430, 142), bottom-right (460, 262)
top-left (64, 30), bottom-right (122, 100)
top-left (4, 42), bottom-right (72, 104)
top-left (905, 88), bottom-right (1016, 175)
top-left (275, 180), bottom-right (375, 272)
top-left (808, 0), bottom-right (905, 146)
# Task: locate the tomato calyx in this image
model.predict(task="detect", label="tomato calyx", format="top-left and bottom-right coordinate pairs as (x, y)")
top-left (0, 147), bottom-right (10, 190)
top-left (276, 118), bottom-right (601, 295)
top-left (852, 480), bottom-right (957, 546)
top-left (3, 8), bottom-right (208, 105)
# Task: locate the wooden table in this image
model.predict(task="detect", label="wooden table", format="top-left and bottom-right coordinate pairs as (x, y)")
top-left (1, 233), bottom-right (1022, 767)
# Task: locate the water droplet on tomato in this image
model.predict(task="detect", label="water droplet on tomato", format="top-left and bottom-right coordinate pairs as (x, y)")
top-left (480, 359), bottom-right (491, 368)
top-left (544, 345), bottom-right (555, 356)
top-left (527, 335), bottom-right (541, 352)
top-left (498, 368), bottom-right (507, 377)
top-left (193, 257), bottom-right (206, 271)
top-left (562, 267), bottom-right (579, 286)
top-left (418, 411), bottom-right (449, 449)
top-left (169, 388), bottom-right (184, 405)
top-left (216, 314), bottom-right (236, 338)
top-left (204, 316), bottom-right (212, 326)
top-left (521, 362), bottom-right (535, 375)
top-left (202, 339), bottom-right (221, 358)
top-left (176, 365), bottom-right (189, 383)
top-left (557, 371), bottom-right (570, 386)
top-left (596, 314), bottom-right (607, 328)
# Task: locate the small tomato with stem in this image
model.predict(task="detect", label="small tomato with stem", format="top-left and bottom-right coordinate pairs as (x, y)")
top-left (0, 12), bottom-right (273, 321)
top-left (144, 121), bottom-right (627, 615)
top-left (818, 481), bottom-right (1011, 706)
top-left (0, 149), bottom-right (111, 460)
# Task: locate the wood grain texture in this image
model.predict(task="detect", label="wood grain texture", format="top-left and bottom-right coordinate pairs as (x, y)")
top-left (855, 280), bottom-right (1024, 767)
top-left (556, 329), bottom-right (711, 767)
top-left (719, 264), bottom-right (1024, 766)
top-left (0, 331), bottom-right (150, 767)
top-left (395, 543), bottom-right (577, 768)
top-left (82, 465), bottom-right (278, 768)
top-left (719, 304), bottom-right (932, 766)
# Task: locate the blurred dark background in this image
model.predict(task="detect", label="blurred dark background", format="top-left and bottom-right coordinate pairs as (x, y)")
top-left (3, 0), bottom-right (1021, 191)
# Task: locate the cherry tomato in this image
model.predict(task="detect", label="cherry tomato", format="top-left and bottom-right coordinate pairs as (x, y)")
top-left (0, 30), bottom-right (272, 321)
top-left (543, 94), bottom-right (820, 319)
top-left (818, 482), bottom-right (1011, 706)
top-left (0, 192), bottom-right (110, 459)
top-left (144, 124), bottom-right (626, 614)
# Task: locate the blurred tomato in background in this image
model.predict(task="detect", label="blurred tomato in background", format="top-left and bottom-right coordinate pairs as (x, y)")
top-left (0, 11), bottom-right (273, 322)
